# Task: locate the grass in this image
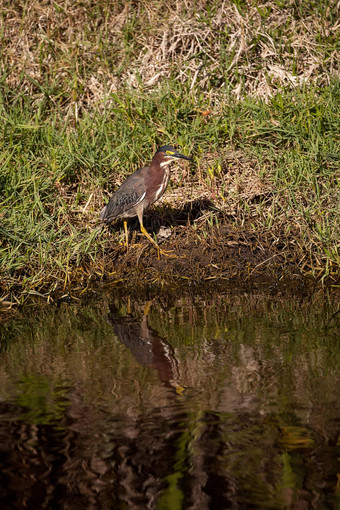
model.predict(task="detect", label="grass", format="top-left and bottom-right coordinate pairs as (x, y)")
top-left (0, 1), bottom-right (339, 303)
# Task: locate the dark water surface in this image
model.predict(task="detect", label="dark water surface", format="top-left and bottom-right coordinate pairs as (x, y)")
top-left (0, 286), bottom-right (339, 509)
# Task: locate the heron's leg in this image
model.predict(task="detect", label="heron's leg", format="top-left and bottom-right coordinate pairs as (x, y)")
top-left (137, 212), bottom-right (176, 258)
top-left (124, 220), bottom-right (129, 249)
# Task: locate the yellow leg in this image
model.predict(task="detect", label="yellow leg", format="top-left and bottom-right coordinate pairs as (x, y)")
top-left (139, 218), bottom-right (176, 258)
top-left (124, 220), bottom-right (129, 250)
top-left (144, 299), bottom-right (153, 316)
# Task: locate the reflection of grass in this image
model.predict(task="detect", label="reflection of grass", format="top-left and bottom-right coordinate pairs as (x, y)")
top-left (0, 289), bottom-right (339, 506)
top-left (1, 290), bottom-right (338, 510)
top-left (0, 2), bottom-right (339, 301)
top-left (2, 290), bottom-right (339, 405)
top-left (15, 375), bottom-right (70, 425)
top-left (278, 426), bottom-right (315, 450)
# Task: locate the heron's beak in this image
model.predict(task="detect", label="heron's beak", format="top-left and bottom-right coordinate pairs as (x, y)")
top-left (173, 151), bottom-right (192, 161)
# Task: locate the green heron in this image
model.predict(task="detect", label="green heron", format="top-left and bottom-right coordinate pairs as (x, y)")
top-left (100, 145), bottom-right (191, 253)
top-left (108, 300), bottom-right (184, 393)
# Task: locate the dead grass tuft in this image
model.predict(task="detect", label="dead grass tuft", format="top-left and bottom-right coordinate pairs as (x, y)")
top-left (1, 1), bottom-right (339, 110)
top-left (162, 150), bottom-right (271, 219)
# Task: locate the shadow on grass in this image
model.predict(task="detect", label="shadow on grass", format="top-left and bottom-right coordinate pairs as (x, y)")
top-left (107, 198), bottom-right (219, 236)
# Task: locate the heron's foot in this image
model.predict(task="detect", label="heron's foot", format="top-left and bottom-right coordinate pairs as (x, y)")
top-left (138, 227), bottom-right (185, 259)
top-left (156, 247), bottom-right (178, 259)
top-left (175, 385), bottom-right (186, 395)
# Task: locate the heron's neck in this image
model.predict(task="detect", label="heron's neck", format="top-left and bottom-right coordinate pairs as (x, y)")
top-left (160, 159), bottom-right (174, 168)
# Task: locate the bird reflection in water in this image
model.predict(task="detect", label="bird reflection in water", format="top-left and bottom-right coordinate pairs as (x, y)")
top-left (108, 301), bottom-right (183, 394)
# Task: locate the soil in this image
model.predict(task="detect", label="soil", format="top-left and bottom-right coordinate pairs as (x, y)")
top-left (92, 209), bottom-right (316, 294)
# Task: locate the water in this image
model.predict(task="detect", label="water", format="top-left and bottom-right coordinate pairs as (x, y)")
top-left (0, 287), bottom-right (339, 509)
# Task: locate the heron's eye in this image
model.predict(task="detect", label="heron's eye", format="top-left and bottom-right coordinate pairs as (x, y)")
top-left (166, 150), bottom-right (175, 155)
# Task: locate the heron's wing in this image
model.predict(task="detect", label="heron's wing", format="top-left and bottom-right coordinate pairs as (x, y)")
top-left (100, 167), bottom-right (147, 223)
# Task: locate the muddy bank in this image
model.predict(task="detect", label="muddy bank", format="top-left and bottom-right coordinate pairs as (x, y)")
top-left (1, 197), bottom-right (339, 310)
top-left (90, 213), bottom-right (338, 295)
top-left (99, 226), bottom-right (281, 283)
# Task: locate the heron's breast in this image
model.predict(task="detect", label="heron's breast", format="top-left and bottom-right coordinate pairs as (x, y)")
top-left (146, 166), bottom-right (170, 205)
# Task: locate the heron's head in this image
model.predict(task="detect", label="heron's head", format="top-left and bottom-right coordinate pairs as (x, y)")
top-left (156, 145), bottom-right (192, 166)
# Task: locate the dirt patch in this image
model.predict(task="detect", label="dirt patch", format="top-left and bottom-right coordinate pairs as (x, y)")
top-left (89, 213), bottom-right (315, 294)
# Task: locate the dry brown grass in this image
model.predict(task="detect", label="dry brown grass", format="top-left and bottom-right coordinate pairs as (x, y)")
top-left (160, 149), bottom-right (270, 217)
top-left (1, 0), bottom-right (339, 111)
